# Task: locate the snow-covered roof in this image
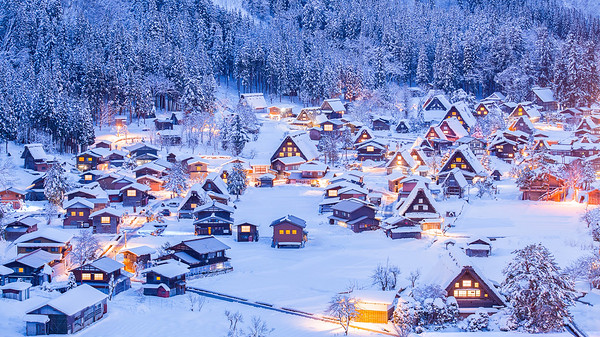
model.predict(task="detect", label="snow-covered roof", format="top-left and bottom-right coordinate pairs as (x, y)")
top-left (259, 173), bottom-right (276, 180)
top-left (120, 245), bottom-right (156, 256)
top-left (353, 127), bottom-right (374, 143)
top-left (63, 197), bottom-right (94, 210)
top-left (0, 265), bottom-right (14, 275)
top-left (12, 249), bottom-right (61, 269)
top-left (119, 182), bottom-right (151, 192)
top-left (332, 199), bottom-right (372, 213)
top-left (396, 181), bottom-right (440, 217)
top-left (24, 315), bottom-right (49, 323)
top-left (352, 290), bottom-right (397, 305)
top-left (136, 175), bottom-right (164, 183)
top-left (133, 162), bottom-right (168, 173)
top-left (322, 98), bottom-right (345, 112)
top-left (180, 236), bottom-right (231, 255)
top-left (241, 93), bottom-right (268, 110)
top-left (126, 143), bottom-right (160, 153)
top-left (289, 131), bottom-right (319, 161)
top-left (442, 168), bottom-right (468, 188)
top-left (442, 117), bottom-right (469, 138)
top-left (194, 199), bottom-right (235, 213)
top-left (15, 228), bottom-right (73, 244)
top-left (31, 284), bottom-right (108, 316)
top-left (274, 156), bottom-right (306, 165)
top-left (270, 214), bottom-right (306, 228)
top-left (204, 173), bottom-right (229, 196)
top-left (87, 257), bottom-right (124, 273)
top-left (532, 87), bottom-right (556, 103)
top-left (443, 145), bottom-right (486, 176)
top-left (8, 216), bottom-right (39, 227)
top-left (89, 208), bottom-right (123, 218)
top-left (143, 260), bottom-right (189, 278)
top-left (23, 144), bottom-right (48, 161)
top-left (451, 102), bottom-right (476, 128)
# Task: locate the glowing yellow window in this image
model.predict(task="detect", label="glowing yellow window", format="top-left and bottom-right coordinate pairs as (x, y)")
top-left (287, 153), bottom-right (292, 157)
top-left (78, 157), bottom-right (84, 162)
top-left (474, 282), bottom-right (479, 288)
top-left (156, 276), bottom-right (161, 281)
top-left (328, 190), bottom-right (338, 197)
top-left (461, 164), bottom-right (466, 169)
top-left (71, 211), bottom-right (76, 216)
top-left (78, 211), bottom-right (84, 217)
top-left (451, 164), bottom-right (456, 168)
top-left (462, 280), bottom-right (472, 287)
top-left (18, 268), bottom-right (24, 273)
top-left (279, 230), bottom-right (284, 234)
top-left (292, 230), bottom-right (297, 234)
top-left (101, 217), bottom-right (111, 224)
top-left (84, 175), bottom-right (92, 181)
top-left (362, 134), bottom-right (367, 138)
top-left (241, 226), bottom-right (251, 233)
top-left (455, 282), bottom-right (460, 288)
top-left (468, 290), bottom-right (480, 297)
top-left (295, 153), bottom-right (300, 157)
top-left (366, 146), bottom-right (374, 152)
top-left (82, 273), bottom-right (91, 280)
top-left (287, 142), bottom-right (292, 145)
top-left (456, 157), bottom-right (461, 162)
top-left (94, 273), bottom-right (103, 281)
top-left (127, 190), bottom-right (136, 197)
top-left (285, 230), bottom-right (291, 234)
top-left (324, 124), bottom-right (333, 131)
top-left (452, 111), bottom-right (456, 115)
top-left (87, 157), bottom-right (92, 161)
top-left (190, 203), bottom-right (197, 209)
top-left (279, 152), bottom-right (284, 157)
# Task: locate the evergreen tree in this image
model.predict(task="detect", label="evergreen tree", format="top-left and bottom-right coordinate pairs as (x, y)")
top-left (416, 45), bottom-right (430, 87)
top-left (502, 243), bottom-right (575, 333)
top-left (164, 162), bottom-right (189, 198)
top-left (67, 272), bottom-right (77, 290)
top-left (44, 162), bottom-right (68, 207)
top-left (227, 114), bottom-right (250, 156)
top-left (226, 163), bottom-right (247, 201)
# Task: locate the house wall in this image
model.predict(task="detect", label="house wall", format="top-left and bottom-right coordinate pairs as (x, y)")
top-left (92, 215), bottom-right (120, 234)
top-left (63, 207), bottom-right (92, 229)
top-left (272, 222), bottom-right (304, 245)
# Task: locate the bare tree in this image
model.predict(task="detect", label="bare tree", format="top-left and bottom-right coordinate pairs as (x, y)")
top-left (225, 310), bottom-right (244, 337)
top-left (407, 269), bottom-right (421, 289)
top-left (69, 229), bottom-right (101, 267)
top-left (246, 317), bottom-right (273, 337)
top-left (327, 294), bottom-right (359, 336)
top-left (187, 293), bottom-right (206, 312)
top-left (372, 259), bottom-right (401, 291)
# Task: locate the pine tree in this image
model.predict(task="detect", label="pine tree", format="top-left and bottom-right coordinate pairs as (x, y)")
top-left (227, 114), bottom-right (250, 156)
top-left (164, 162), bottom-right (189, 198)
top-left (392, 300), bottom-right (414, 337)
top-left (44, 162), bottom-right (68, 207)
top-left (502, 244), bottom-right (575, 333)
top-left (67, 272), bottom-right (77, 290)
top-left (226, 163), bottom-right (247, 201)
top-left (416, 45), bottom-right (430, 87)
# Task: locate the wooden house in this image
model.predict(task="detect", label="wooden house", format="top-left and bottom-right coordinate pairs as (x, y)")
top-left (164, 237), bottom-right (232, 276)
top-left (120, 246), bottom-right (155, 274)
top-left (293, 107), bottom-right (321, 127)
top-left (425, 126), bottom-right (447, 141)
top-left (4, 216), bottom-right (39, 241)
top-left (483, 92), bottom-right (506, 103)
top-left (422, 94), bottom-right (451, 122)
top-left (3, 249), bottom-right (59, 285)
top-left (268, 105), bottom-right (294, 120)
top-left (25, 284), bottom-right (108, 335)
top-left (65, 185), bottom-right (110, 211)
top-left (259, 173), bottom-right (275, 187)
top-left (321, 98), bottom-right (346, 119)
top-left (385, 150), bottom-right (416, 175)
top-left (120, 183), bottom-right (151, 207)
top-left (125, 143), bottom-right (160, 165)
top-left (1, 281), bottom-right (31, 301)
top-left (395, 182), bottom-right (442, 230)
top-left (299, 160), bottom-right (328, 179)
top-left (443, 103), bottom-right (476, 131)
top-left (338, 185), bottom-right (369, 201)
top-left (320, 119), bottom-right (345, 136)
top-left (76, 149), bottom-right (107, 172)
top-left (270, 215), bottom-right (308, 248)
top-left (576, 117), bottom-right (600, 135)
top-left (527, 87), bottom-right (559, 112)
top-left (236, 222), bottom-right (259, 242)
top-left (178, 184), bottom-right (208, 218)
top-left (25, 175), bottom-right (46, 201)
top-left (509, 115), bottom-right (536, 135)
top-left (105, 149), bottom-right (128, 167)
top-left (62, 198), bottom-right (94, 229)
top-left (0, 187), bottom-right (26, 209)
top-left (183, 157), bottom-right (209, 180)
top-left (487, 134), bottom-right (520, 162)
top-left (395, 120), bottom-right (410, 133)
top-left (240, 93), bottom-right (268, 113)
top-left (455, 137), bottom-right (487, 157)
top-left (353, 127), bottom-right (375, 146)
top-left (270, 131), bottom-right (319, 167)
top-left (473, 102), bottom-right (490, 118)
top-left (328, 199), bottom-right (379, 233)
top-left (440, 168), bottom-right (469, 198)
top-left (133, 162), bottom-right (168, 178)
top-left (357, 140), bottom-right (387, 162)
top-left (387, 173), bottom-right (406, 193)
top-left (0, 265), bottom-right (13, 286)
top-left (381, 216), bottom-right (421, 239)
top-left (520, 172), bottom-right (566, 201)
top-left (444, 266), bottom-right (505, 314)
top-left (15, 228), bottom-right (73, 260)
top-left (465, 238), bottom-right (492, 257)
top-left (90, 208), bottom-right (123, 234)
top-left (202, 173), bottom-right (230, 204)
top-left (79, 170), bottom-right (103, 184)
top-left (142, 261), bottom-right (188, 297)
top-left (193, 200), bottom-right (234, 236)
top-left (71, 257), bottom-right (130, 295)
top-left (93, 140), bottom-right (112, 150)
top-left (372, 117), bottom-right (392, 131)
top-left (154, 118), bottom-right (174, 130)
top-left (271, 156), bottom-right (306, 173)
top-left (21, 144), bottom-right (52, 172)
top-left (438, 145), bottom-right (487, 183)
top-left (352, 290), bottom-right (397, 324)
top-left (136, 175), bottom-right (164, 191)
top-left (509, 103), bottom-right (541, 123)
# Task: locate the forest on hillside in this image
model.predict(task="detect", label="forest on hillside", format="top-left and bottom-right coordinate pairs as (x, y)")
top-left (0, 0), bottom-right (598, 152)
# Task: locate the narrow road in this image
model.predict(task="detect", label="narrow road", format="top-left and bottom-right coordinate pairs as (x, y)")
top-left (186, 286), bottom-right (398, 336)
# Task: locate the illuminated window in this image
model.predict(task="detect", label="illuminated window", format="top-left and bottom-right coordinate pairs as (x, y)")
top-left (328, 190), bottom-right (338, 197)
top-left (455, 282), bottom-right (460, 288)
top-left (78, 211), bottom-right (84, 217)
top-left (101, 217), bottom-right (111, 224)
top-left (451, 164), bottom-right (456, 168)
top-left (287, 142), bottom-right (292, 145)
top-left (127, 190), bottom-right (136, 197)
top-left (287, 147), bottom-right (293, 151)
top-left (462, 280), bottom-right (472, 287)
top-left (468, 290), bottom-right (480, 297)
top-left (191, 203), bottom-right (197, 209)
top-left (156, 276), bottom-right (161, 281)
top-left (456, 157), bottom-right (461, 162)
top-left (292, 230), bottom-right (297, 234)
top-left (362, 134), bottom-right (368, 138)
top-left (82, 273), bottom-right (91, 280)
top-left (285, 230), bottom-right (290, 234)
top-left (324, 124), bottom-right (333, 131)
top-left (241, 226), bottom-right (251, 233)
top-left (78, 157), bottom-right (84, 162)
top-left (279, 152), bottom-right (284, 157)
top-left (279, 230), bottom-right (284, 234)
top-left (295, 153), bottom-right (300, 157)
top-left (87, 157), bottom-right (92, 161)
top-left (366, 146), bottom-right (374, 152)
top-left (94, 273), bottom-right (103, 281)
top-left (85, 175), bottom-right (92, 181)
top-left (71, 211), bottom-right (76, 216)
top-left (452, 111), bottom-right (456, 115)
top-left (18, 268), bottom-right (23, 273)
top-left (461, 164), bottom-right (466, 169)
top-left (474, 282), bottom-right (479, 288)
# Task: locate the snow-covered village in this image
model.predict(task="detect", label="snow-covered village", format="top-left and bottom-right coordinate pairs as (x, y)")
top-left (1, 0), bottom-right (600, 336)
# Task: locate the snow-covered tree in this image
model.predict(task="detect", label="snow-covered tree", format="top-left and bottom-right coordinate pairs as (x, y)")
top-left (227, 114), bottom-right (250, 156)
top-left (245, 316), bottom-right (273, 337)
top-left (67, 272), bottom-right (77, 290)
top-left (392, 299), bottom-right (414, 337)
top-left (108, 274), bottom-right (116, 300)
top-left (69, 229), bottom-right (101, 267)
top-left (465, 309), bottom-right (489, 331)
top-left (226, 163), bottom-right (247, 200)
top-left (225, 310), bottom-right (244, 337)
top-left (502, 243), bottom-right (576, 333)
top-left (44, 162), bottom-right (68, 207)
top-left (164, 162), bottom-right (189, 198)
top-left (327, 294), bottom-right (359, 336)
top-left (371, 259), bottom-right (401, 291)
top-left (318, 133), bottom-right (340, 165)
top-left (565, 253), bottom-right (600, 290)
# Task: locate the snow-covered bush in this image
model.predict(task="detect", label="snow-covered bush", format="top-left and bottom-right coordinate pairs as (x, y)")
top-left (465, 309), bottom-right (489, 332)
